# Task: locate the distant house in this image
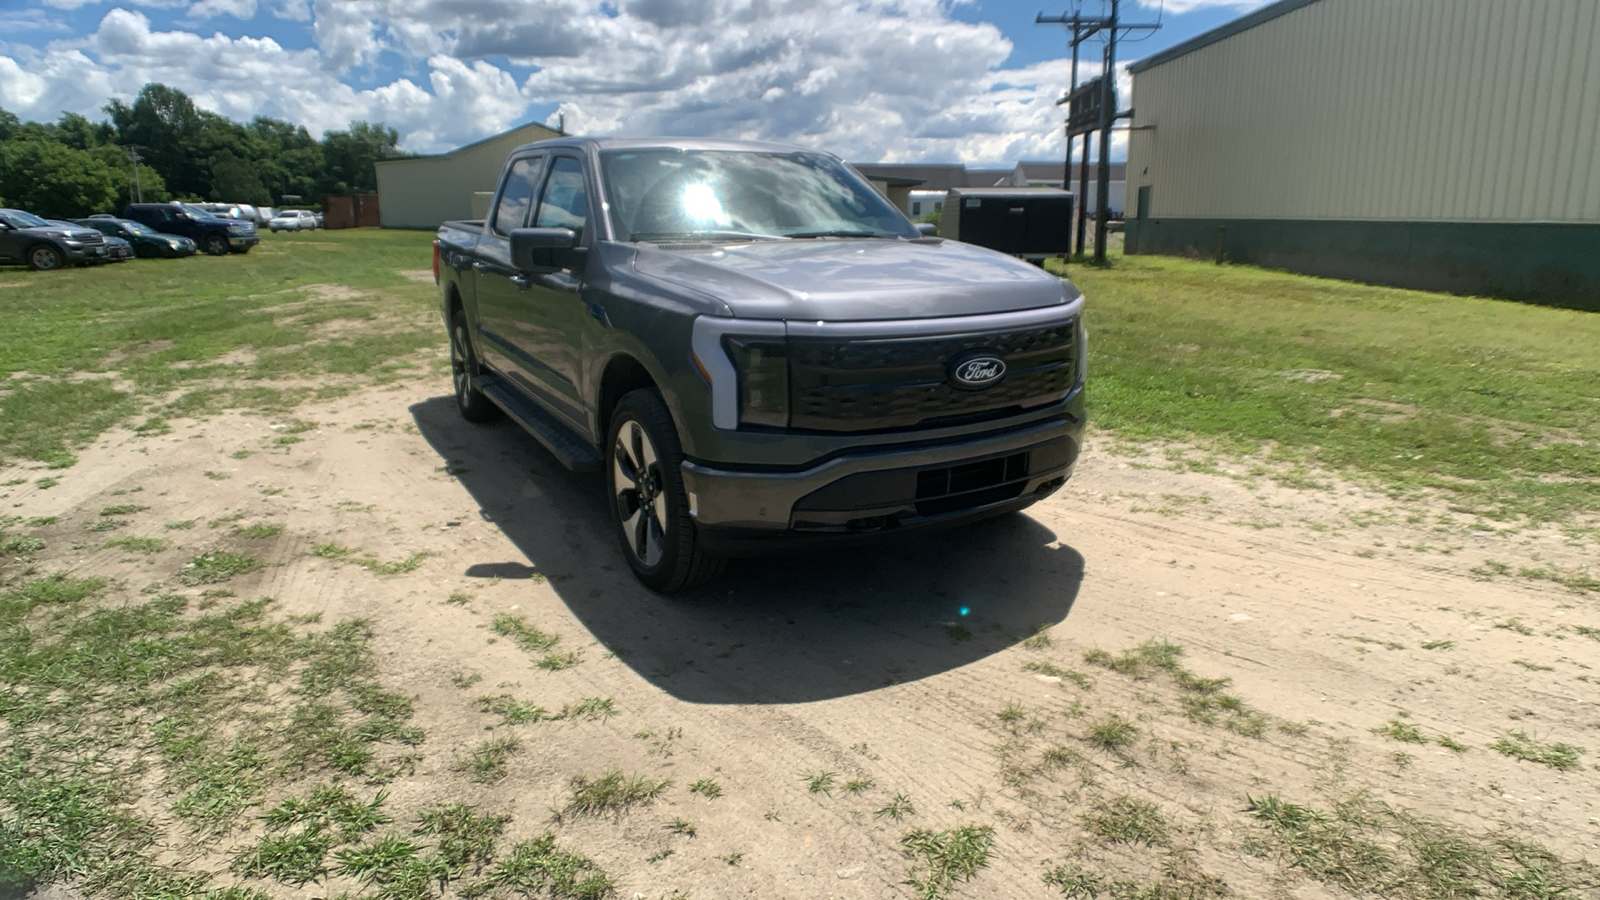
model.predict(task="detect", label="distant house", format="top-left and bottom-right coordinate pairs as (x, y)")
top-left (852, 160), bottom-right (1125, 218)
top-left (374, 120), bottom-right (563, 229)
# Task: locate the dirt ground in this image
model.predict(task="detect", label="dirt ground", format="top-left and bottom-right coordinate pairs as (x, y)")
top-left (4, 372), bottom-right (1598, 898)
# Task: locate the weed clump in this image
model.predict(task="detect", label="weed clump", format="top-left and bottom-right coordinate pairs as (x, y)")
top-left (1083, 795), bottom-right (1169, 845)
top-left (456, 736), bottom-right (521, 784)
top-left (1489, 731), bottom-right (1585, 771)
top-left (562, 769), bottom-right (671, 818)
top-left (475, 833), bottom-right (614, 899)
top-left (177, 551), bottom-right (260, 585)
top-left (900, 825), bottom-right (994, 900)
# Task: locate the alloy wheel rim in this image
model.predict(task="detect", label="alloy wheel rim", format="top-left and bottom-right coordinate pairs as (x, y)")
top-left (613, 419), bottom-right (667, 568)
top-left (32, 248), bottom-right (58, 270)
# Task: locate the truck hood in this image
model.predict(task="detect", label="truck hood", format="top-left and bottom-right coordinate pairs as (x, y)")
top-left (629, 238), bottom-right (1072, 321)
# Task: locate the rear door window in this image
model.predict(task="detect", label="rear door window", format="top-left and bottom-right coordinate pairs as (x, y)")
top-left (493, 156), bottom-right (543, 236)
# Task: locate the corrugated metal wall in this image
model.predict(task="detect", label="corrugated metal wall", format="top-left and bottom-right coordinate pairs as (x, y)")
top-left (375, 123), bottom-right (560, 229)
top-left (1126, 0), bottom-right (1600, 222)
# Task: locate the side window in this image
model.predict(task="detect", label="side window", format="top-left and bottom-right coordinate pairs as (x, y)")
top-left (493, 156), bottom-right (542, 236)
top-left (534, 157), bottom-right (589, 242)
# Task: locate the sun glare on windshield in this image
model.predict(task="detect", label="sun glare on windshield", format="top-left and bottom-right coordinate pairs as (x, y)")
top-left (682, 183), bottom-right (728, 225)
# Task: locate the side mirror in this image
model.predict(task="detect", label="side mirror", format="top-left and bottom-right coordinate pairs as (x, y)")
top-left (915, 222), bottom-right (938, 237)
top-left (510, 227), bottom-right (580, 271)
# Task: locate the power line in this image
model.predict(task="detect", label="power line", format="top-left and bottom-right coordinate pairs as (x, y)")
top-left (1037, 0), bottom-right (1158, 263)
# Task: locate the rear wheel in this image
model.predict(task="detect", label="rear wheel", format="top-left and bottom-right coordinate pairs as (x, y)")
top-left (450, 310), bottom-right (500, 423)
top-left (28, 245), bottom-right (64, 271)
top-left (607, 389), bottom-right (725, 593)
top-left (203, 234), bottom-right (228, 256)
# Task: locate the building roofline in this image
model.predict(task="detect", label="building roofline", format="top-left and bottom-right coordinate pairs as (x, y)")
top-left (1127, 0), bottom-right (1325, 74)
top-left (375, 120), bottom-right (562, 167)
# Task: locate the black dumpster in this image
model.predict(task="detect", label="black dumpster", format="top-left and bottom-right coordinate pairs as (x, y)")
top-left (941, 187), bottom-right (1075, 260)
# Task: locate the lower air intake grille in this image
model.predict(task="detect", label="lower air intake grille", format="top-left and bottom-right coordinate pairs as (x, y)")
top-left (913, 452), bottom-right (1029, 516)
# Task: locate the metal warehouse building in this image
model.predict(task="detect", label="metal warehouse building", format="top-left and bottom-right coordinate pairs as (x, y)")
top-left (1124, 0), bottom-right (1600, 308)
top-left (375, 121), bottom-right (561, 229)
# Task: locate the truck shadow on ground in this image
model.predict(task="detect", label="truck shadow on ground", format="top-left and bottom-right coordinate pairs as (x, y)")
top-left (412, 396), bottom-right (1086, 704)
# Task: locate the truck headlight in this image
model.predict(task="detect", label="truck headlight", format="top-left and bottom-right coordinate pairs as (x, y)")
top-left (724, 337), bottom-right (789, 429)
top-left (690, 316), bottom-right (786, 430)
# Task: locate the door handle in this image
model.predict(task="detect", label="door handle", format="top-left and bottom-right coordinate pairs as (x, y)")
top-left (510, 274), bottom-right (532, 289)
top-left (472, 261), bottom-right (488, 272)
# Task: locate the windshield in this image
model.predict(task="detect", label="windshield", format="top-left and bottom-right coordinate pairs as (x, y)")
top-left (118, 219), bottom-right (157, 235)
top-left (599, 149), bottom-right (917, 242)
top-left (1, 210), bottom-right (50, 228)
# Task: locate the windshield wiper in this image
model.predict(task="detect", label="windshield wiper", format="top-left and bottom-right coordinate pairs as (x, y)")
top-left (785, 230), bottom-right (898, 239)
top-left (630, 230), bottom-right (788, 242)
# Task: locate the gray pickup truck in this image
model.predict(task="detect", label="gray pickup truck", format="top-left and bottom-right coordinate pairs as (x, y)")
top-left (435, 137), bottom-right (1086, 592)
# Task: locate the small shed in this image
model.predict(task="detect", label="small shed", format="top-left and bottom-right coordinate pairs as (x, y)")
top-left (321, 194), bottom-right (381, 229)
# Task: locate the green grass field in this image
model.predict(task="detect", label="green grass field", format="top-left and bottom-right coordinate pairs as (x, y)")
top-left (1056, 255), bottom-right (1600, 523)
top-left (0, 229), bottom-right (441, 468)
top-left (2, 233), bottom-right (1597, 524)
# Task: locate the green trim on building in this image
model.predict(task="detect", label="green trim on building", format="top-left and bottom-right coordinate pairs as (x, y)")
top-left (1124, 217), bottom-right (1600, 312)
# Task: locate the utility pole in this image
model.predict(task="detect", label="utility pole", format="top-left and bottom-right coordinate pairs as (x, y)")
top-left (1063, 13), bottom-right (1079, 197)
top-left (1038, 3), bottom-right (1159, 263)
top-left (1094, 0), bottom-right (1118, 264)
top-left (125, 146), bottom-right (145, 203)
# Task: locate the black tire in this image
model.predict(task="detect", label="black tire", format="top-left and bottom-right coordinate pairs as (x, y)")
top-left (203, 234), bottom-right (229, 256)
top-left (28, 244), bottom-right (64, 271)
top-left (233, 245), bottom-right (251, 254)
top-left (606, 389), bottom-right (725, 594)
top-left (449, 310), bottom-right (501, 423)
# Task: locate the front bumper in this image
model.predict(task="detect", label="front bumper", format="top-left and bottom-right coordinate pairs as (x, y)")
top-left (63, 245), bottom-right (108, 263)
top-left (229, 235), bottom-right (260, 249)
top-left (681, 408), bottom-right (1082, 551)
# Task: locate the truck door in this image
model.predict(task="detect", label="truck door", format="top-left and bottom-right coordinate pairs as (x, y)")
top-left (472, 153), bottom-right (548, 400)
top-left (514, 154), bottom-right (593, 430)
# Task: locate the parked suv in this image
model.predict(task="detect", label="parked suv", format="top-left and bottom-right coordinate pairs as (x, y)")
top-left (121, 203), bottom-right (259, 255)
top-left (0, 208), bottom-right (108, 269)
top-left (269, 209), bottom-right (319, 232)
top-left (435, 138), bottom-right (1086, 592)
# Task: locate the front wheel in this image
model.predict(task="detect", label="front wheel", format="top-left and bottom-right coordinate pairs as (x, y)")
top-left (28, 244), bottom-right (64, 271)
top-left (607, 389), bottom-right (725, 593)
top-left (203, 234), bottom-right (228, 256)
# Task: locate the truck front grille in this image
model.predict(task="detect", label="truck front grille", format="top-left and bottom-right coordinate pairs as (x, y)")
top-left (786, 321), bottom-right (1076, 433)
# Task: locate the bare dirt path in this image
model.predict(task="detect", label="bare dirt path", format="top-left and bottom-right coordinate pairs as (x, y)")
top-left (5, 377), bottom-right (1596, 898)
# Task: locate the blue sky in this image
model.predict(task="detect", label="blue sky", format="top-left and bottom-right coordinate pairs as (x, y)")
top-left (0, 0), bottom-right (1272, 162)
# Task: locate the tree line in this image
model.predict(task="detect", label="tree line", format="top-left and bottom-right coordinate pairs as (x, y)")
top-left (0, 83), bottom-right (405, 219)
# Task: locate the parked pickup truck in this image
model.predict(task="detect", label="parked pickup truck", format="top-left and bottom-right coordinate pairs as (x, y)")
top-left (121, 203), bottom-right (259, 256)
top-left (435, 137), bottom-right (1086, 592)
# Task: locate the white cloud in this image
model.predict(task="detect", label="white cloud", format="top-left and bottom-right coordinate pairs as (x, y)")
top-left (188, 0), bottom-right (258, 19)
top-left (2, 9), bottom-right (534, 152)
top-left (1, 0), bottom-right (1149, 163)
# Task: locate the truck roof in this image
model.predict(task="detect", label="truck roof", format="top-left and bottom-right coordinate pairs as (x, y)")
top-left (507, 136), bottom-right (836, 158)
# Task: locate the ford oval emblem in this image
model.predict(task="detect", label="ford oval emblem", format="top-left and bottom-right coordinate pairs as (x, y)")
top-left (950, 353), bottom-right (1006, 390)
